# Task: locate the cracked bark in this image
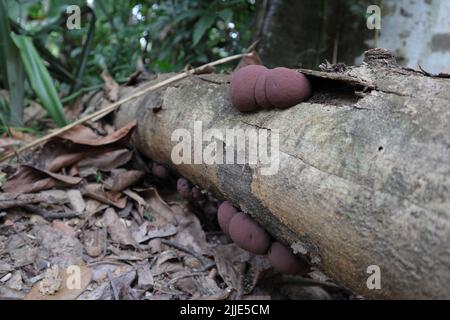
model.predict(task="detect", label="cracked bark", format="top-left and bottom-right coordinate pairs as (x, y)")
top-left (111, 51), bottom-right (450, 299)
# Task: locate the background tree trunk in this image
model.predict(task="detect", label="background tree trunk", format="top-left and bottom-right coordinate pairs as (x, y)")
top-left (254, 0), bottom-right (450, 74)
top-left (112, 50), bottom-right (450, 299)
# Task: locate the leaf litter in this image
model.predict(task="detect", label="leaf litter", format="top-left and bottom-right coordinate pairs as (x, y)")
top-left (0, 116), bottom-right (348, 300)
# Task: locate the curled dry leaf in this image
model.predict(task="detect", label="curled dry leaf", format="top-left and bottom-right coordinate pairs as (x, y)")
top-left (82, 183), bottom-right (127, 209)
top-left (2, 165), bottom-right (82, 195)
top-left (103, 208), bottom-right (139, 248)
top-left (213, 243), bottom-right (251, 292)
top-left (137, 262), bottom-right (154, 290)
top-left (41, 121), bottom-right (136, 172)
top-left (104, 169), bottom-right (145, 192)
top-left (125, 188), bottom-right (175, 223)
top-left (132, 222), bottom-right (177, 244)
top-left (170, 204), bottom-right (209, 256)
top-left (59, 121), bottom-right (136, 146)
top-left (77, 149), bottom-right (133, 173)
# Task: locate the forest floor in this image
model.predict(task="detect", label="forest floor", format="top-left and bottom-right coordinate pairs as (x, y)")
top-left (0, 81), bottom-right (354, 300)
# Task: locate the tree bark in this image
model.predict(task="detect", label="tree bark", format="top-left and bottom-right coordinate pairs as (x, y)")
top-left (112, 50), bottom-right (450, 299)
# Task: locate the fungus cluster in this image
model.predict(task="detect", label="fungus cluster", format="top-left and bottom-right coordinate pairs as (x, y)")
top-left (174, 175), bottom-right (310, 276)
top-left (229, 65), bottom-right (312, 112)
top-left (217, 201), bottom-right (309, 275)
top-left (176, 178), bottom-right (218, 218)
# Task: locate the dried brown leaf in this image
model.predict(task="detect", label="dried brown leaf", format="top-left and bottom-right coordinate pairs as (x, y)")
top-left (82, 183), bottom-right (127, 209)
top-left (77, 149), bottom-right (132, 172)
top-left (103, 208), bottom-right (139, 248)
top-left (213, 243), bottom-right (250, 292)
top-left (104, 169), bottom-right (145, 192)
top-left (2, 165), bottom-right (82, 195)
top-left (59, 121), bottom-right (136, 146)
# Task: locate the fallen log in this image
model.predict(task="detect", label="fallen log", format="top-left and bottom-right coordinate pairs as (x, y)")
top-left (112, 50), bottom-right (450, 299)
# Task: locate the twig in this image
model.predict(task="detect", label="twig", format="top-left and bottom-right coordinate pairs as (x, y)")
top-left (246, 39), bottom-right (260, 53)
top-left (21, 204), bottom-right (79, 220)
top-left (0, 193), bottom-right (66, 210)
top-left (167, 272), bottom-right (206, 292)
top-left (160, 239), bottom-right (207, 265)
top-left (0, 53), bottom-right (251, 163)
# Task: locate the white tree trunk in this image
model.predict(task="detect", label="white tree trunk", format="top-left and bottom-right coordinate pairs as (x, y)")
top-left (375, 0), bottom-right (450, 74)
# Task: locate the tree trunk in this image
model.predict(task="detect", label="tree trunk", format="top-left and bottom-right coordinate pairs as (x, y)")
top-left (254, 0), bottom-right (450, 74)
top-left (378, 0), bottom-right (450, 74)
top-left (253, 0), bottom-right (378, 68)
top-left (112, 50), bottom-right (450, 299)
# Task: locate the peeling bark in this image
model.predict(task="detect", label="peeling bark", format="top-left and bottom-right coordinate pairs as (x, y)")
top-left (112, 51), bottom-right (450, 299)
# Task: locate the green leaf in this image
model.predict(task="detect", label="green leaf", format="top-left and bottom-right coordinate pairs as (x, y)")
top-left (192, 14), bottom-right (215, 47)
top-left (11, 33), bottom-right (68, 127)
top-left (0, 0), bottom-right (25, 126)
top-left (218, 9), bottom-right (233, 23)
top-left (71, 8), bottom-right (96, 93)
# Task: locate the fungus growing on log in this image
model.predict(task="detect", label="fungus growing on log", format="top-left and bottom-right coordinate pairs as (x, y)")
top-left (267, 241), bottom-right (310, 275)
top-left (228, 212), bottom-right (271, 254)
top-left (217, 201), bottom-right (238, 235)
top-left (254, 69), bottom-right (273, 108)
top-left (229, 65), bottom-right (268, 112)
top-left (230, 65), bottom-right (311, 112)
top-left (265, 67), bottom-right (312, 109)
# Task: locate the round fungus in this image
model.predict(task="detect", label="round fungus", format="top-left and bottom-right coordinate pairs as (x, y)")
top-left (254, 69), bottom-right (272, 108)
top-left (228, 212), bottom-right (271, 255)
top-left (229, 65), bottom-right (268, 112)
top-left (267, 241), bottom-right (310, 275)
top-left (177, 177), bottom-right (192, 199)
top-left (152, 163), bottom-right (168, 179)
top-left (217, 201), bottom-right (238, 235)
top-left (265, 67), bottom-right (312, 109)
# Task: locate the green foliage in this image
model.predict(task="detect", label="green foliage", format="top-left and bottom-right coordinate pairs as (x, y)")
top-left (0, 0), bottom-right (25, 126)
top-left (0, 0), bottom-right (254, 128)
top-left (12, 34), bottom-right (68, 127)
